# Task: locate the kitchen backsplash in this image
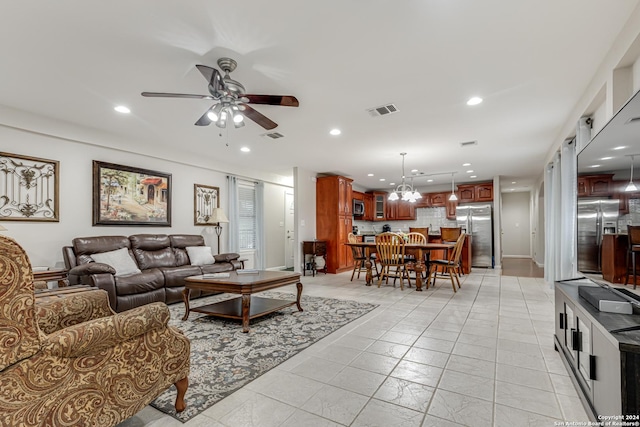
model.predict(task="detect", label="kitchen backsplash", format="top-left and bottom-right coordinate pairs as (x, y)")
top-left (618, 198), bottom-right (640, 232)
top-left (353, 207), bottom-right (458, 235)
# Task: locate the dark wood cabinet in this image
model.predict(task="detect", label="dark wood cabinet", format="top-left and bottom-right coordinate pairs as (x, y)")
top-left (429, 192), bottom-right (448, 207)
top-left (456, 183), bottom-right (493, 203)
top-left (386, 199), bottom-right (416, 221)
top-left (362, 193), bottom-right (374, 221)
top-left (316, 175), bottom-right (354, 273)
top-left (370, 191), bottom-right (388, 221)
top-left (578, 174), bottom-right (614, 197)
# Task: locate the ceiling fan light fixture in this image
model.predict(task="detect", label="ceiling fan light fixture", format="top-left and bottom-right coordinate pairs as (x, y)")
top-left (233, 113), bottom-right (244, 123)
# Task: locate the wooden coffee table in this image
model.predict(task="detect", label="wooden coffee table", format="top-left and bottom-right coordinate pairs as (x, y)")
top-left (182, 270), bottom-right (303, 333)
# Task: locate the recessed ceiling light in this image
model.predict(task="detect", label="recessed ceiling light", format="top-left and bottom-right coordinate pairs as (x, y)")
top-left (329, 129), bottom-right (341, 136)
top-left (466, 170), bottom-right (474, 173)
top-left (114, 105), bottom-right (130, 114)
top-left (410, 169), bottom-right (418, 173)
top-left (240, 147), bottom-right (250, 152)
top-left (466, 97), bottom-right (483, 106)
top-left (367, 173), bottom-right (374, 177)
top-left (600, 157), bottom-right (613, 160)
top-left (614, 146), bottom-right (627, 150)
top-left (462, 163), bottom-right (471, 166)
top-left (511, 181), bottom-right (516, 184)
top-left (427, 179), bottom-right (434, 182)
top-left (470, 176), bottom-right (477, 179)
top-left (510, 188), bottom-right (515, 191)
top-left (389, 183), bottom-right (395, 186)
top-left (590, 164), bottom-right (601, 168)
top-left (379, 178), bottom-right (386, 182)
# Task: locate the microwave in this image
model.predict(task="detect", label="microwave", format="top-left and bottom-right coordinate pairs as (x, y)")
top-left (353, 199), bottom-right (365, 216)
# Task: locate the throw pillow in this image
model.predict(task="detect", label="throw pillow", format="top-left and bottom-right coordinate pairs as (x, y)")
top-left (91, 247), bottom-right (142, 277)
top-left (186, 246), bottom-right (216, 266)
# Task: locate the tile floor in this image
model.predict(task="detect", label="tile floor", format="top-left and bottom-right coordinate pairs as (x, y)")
top-left (119, 268), bottom-right (590, 427)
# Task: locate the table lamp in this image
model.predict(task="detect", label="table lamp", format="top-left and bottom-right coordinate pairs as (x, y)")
top-left (207, 208), bottom-right (229, 254)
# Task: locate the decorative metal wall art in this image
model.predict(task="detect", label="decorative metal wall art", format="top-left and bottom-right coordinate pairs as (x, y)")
top-left (194, 184), bottom-right (220, 225)
top-left (0, 152), bottom-right (59, 221)
top-left (93, 161), bottom-right (171, 226)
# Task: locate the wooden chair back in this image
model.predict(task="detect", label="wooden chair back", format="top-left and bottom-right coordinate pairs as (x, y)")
top-left (348, 232), bottom-right (365, 260)
top-left (441, 227), bottom-right (462, 243)
top-left (629, 225), bottom-right (640, 248)
top-left (449, 233), bottom-right (466, 264)
top-left (375, 232), bottom-right (405, 266)
top-left (405, 232), bottom-right (427, 245)
top-left (409, 227), bottom-right (429, 241)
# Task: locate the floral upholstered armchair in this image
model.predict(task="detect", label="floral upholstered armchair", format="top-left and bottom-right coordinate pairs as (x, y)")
top-left (0, 235), bottom-right (190, 426)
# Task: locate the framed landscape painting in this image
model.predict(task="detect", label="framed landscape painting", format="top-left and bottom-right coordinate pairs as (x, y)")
top-left (93, 161), bottom-right (171, 226)
top-left (0, 152), bottom-right (59, 222)
top-left (194, 184), bottom-right (220, 225)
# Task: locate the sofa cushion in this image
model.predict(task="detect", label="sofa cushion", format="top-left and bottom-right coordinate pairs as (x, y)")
top-left (130, 235), bottom-right (177, 270)
top-left (186, 246), bottom-right (215, 266)
top-left (214, 253), bottom-right (241, 263)
top-left (73, 236), bottom-right (130, 265)
top-left (200, 263), bottom-right (234, 274)
top-left (170, 235), bottom-right (205, 266)
top-left (91, 248), bottom-right (142, 277)
top-left (114, 269), bottom-right (164, 296)
top-left (161, 266), bottom-right (202, 288)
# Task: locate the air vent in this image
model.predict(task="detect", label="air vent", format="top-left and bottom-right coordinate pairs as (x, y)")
top-left (625, 117), bottom-right (640, 124)
top-left (262, 132), bottom-right (285, 139)
top-left (460, 140), bottom-right (478, 147)
top-left (367, 103), bottom-right (399, 117)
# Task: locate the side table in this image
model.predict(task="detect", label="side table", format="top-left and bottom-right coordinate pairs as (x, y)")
top-left (302, 240), bottom-right (327, 277)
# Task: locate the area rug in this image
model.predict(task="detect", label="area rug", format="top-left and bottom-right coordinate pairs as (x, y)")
top-left (150, 292), bottom-right (378, 422)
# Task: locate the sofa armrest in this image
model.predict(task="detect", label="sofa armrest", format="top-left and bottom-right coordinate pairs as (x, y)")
top-left (42, 302), bottom-right (170, 358)
top-left (37, 290), bottom-right (114, 334)
top-left (214, 253), bottom-right (240, 263)
top-left (68, 262), bottom-right (116, 276)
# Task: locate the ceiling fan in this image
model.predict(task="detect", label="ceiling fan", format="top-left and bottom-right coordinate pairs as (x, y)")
top-left (141, 57), bottom-right (299, 130)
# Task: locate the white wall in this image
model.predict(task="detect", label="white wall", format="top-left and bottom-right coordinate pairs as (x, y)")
top-left (501, 192), bottom-right (531, 257)
top-left (293, 167), bottom-right (318, 273)
top-left (0, 115), bottom-right (291, 268)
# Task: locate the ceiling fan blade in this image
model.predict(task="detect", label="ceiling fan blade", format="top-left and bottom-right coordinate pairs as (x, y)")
top-left (196, 65), bottom-right (225, 91)
top-left (240, 104), bottom-right (278, 130)
top-left (243, 94), bottom-right (299, 107)
top-left (141, 92), bottom-right (215, 100)
top-left (195, 108), bottom-right (213, 126)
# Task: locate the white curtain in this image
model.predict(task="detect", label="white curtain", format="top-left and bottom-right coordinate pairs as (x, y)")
top-left (255, 181), bottom-right (265, 269)
top-left (544, 138), bottom-right (579, 286)
top-left (227, 175), bottom-right (239, 253)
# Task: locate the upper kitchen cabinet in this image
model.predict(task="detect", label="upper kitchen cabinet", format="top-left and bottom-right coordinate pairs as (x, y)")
top-left (429, 192), bottom-right (448, 207)
top-left (317, 175), bottom-right (353, 217)
top-left (577, 174), bottom-right (614, 197)
top-left (363, 192), bottom-right (374, 221)
top-left (370, 191), bottom-right (387, 221)
top-left (386, 199), bottom-right (416, 221)
top-left (457, 182), bottom-right (493, 203)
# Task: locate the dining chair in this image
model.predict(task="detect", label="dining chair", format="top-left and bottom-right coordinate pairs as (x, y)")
top-left (440, 226), bottom-right (462, 243)
top-left (348, 232), bottom-right (368, 281)
top-left (405, 232), bottom-right (427, 284)
top-left (375, 232), bottom-right (410, 290)
top-left (409, 227), bottom-right (429, 240)
top-left (625, 225), bottom-right (640, 289)
top-left (427, 233), bottom-right (466, 292)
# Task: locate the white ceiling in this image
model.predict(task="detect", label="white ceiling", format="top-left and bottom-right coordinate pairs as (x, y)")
top-left (0, 0), bottom-right (638, 193)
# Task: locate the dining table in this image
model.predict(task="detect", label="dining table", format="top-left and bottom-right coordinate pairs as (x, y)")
top-left (344, 241), bottom-right (455, 291)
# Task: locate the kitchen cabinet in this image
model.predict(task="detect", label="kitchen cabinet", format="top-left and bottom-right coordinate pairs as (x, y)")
top-left (429, 192), bottom-right (448, 207)
top-left (370, 191), bottom-right (388, 221)
top-left (578, 174), bottom-right (614, 197)
top-left (456, 182), bottom-right (493, 203)
top-left (362, 193), bottom-right (374, 221)
top-left (316, 175), bottom-right (354, 273)
top-left (386, 199), bottom-right (416, 221)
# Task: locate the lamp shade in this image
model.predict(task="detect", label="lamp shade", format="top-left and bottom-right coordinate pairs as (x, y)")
top-left (207, 208), bottom-right (229, 224)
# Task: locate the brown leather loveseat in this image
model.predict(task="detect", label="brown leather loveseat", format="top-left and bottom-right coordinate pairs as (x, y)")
top-left (63, 234), bottom-right (241, 312)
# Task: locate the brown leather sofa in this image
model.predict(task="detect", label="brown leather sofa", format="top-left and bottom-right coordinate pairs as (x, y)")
top-left (63, 234), bottom-right (241, 312)
top-left (0, 235), bottom-right (190, 426)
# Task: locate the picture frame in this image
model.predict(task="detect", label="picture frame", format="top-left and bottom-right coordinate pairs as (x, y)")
top-left (194, 183), bottom-right (220, 225)
top-left (93, 161), bottom-right (171, 226)
top-left (0, 152), bottom-right (59, 222)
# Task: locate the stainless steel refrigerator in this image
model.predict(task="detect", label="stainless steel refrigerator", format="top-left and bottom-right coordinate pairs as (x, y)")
top-left (577, 198), bottom-right (619, 273)
top-left (456, 203), bottom-right (494, 267)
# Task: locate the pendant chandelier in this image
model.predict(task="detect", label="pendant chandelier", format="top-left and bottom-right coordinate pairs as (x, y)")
top-left (449, 172), bottom-right (458, 201)
top-left (388, 153), bottom-right (422, 203)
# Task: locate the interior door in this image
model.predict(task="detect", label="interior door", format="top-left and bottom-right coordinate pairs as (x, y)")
top-left (285, 191), bottom-right (295, 269)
